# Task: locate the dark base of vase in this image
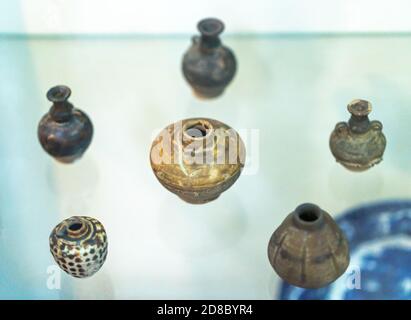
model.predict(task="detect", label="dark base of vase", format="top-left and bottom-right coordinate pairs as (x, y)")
top-left (338, 158), bottom-right (382, 172)
top-left (192, 87), bottom-right (225, 99)
top-left (178, 194), bottom-right (220, 204)
top-left (55, 154), bottom-right (82, 164)
top-left (341, 164), bottom-right (369, 172)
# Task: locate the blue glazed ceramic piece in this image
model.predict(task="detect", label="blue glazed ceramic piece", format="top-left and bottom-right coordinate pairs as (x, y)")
top-left (279, 200), bottom-right (411, 300)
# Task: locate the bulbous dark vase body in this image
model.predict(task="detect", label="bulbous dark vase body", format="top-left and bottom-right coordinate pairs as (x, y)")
top-left (49, 216), bottom-right (108, 278)
top-left (182, 18), bottom-right (237, 99)
top-left (268, 203), bottom-right (350, 289)
top-left (330, 99), bottom-right (386, 171)
top-left (38, 85), bottom-right (93, 163)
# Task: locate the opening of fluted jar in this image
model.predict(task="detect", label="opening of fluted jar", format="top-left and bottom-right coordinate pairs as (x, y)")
top-left (298, 210), bottom-right (319, 222)
top-left (293, 203), bottom-right (324, 228)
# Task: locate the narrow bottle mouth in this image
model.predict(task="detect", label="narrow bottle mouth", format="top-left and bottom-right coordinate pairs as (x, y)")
top-left (183, 120), bottom-right (213, 140)
top-left (180, 119), bottom-right (216, 160)
top-left (68, 222), bottom-right (83, 231)
top-left (197, 18), bottom-right (224, 37)
top-left (66, 219), bottom-right (87, 237)
top-left (347, 99), bottom-right (372, 117)
top-left (47, 85), bottom-right (71, 103)
top-left (293, 203), bottom-right (324, 229)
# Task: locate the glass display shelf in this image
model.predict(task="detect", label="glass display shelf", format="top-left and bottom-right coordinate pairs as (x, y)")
top-left (0, 34), bottom-right (410, 299)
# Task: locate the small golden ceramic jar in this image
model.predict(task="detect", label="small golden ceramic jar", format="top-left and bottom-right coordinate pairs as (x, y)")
top-left (330, 99), bottom-right (386, 171)
top-left (150, 118), bottom-right (246, 204)
top-left (268, 203), bottom-right (350, 289)
top-left (49, 216), bottom-right (108, 278)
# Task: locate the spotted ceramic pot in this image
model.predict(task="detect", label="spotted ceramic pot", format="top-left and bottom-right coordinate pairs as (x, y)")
top-left (38, 85), bottom-right (93, 163)
top-left (268, 203), bottom-right (350, 289)
top-left (150, 118), bottom-right (245, 204)
top-left (329, 99), bottom-right (386, 171)
top-left (49, 216), bottom-right (108, 278)
top-left (182, 18), bottom-right (237, 99)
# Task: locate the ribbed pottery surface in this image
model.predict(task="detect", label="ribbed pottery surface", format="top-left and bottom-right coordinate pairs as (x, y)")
top-left (279, 200), bottom-right (411, 300)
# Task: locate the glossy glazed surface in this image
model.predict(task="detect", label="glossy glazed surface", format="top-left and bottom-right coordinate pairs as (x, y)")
top-left (49, 216), bottom-right (108, 278)
top-left (150, 117), bottom-right (245, 203)
top-left (38, 109), bottom-right (93, 163)
top-left (38, 86), bottom-right (93, 163)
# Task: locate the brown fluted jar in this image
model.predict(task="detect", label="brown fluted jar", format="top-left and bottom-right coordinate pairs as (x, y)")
top-left (330, 99), bottom-right (386, 171)
top-left (182, 18), bottom-right (237, 99)
top-left (38, 85), bottom-right (93, 163)
top-left (150, 118), bottom-right (245, 204)
top-left (267, 203), bottom-right (350, 289)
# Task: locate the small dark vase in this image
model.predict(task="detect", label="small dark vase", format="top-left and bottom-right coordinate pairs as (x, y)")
top-left (267, 203), bottom-right (350, 289)
top-left (182, 18), bottom-right (237, 99)
top-left (38, 85), bottom-right (93, 163)
top-left (330, 99), bottom-right (386, 171)
top-left (49, 216), bottom-right (108, 278)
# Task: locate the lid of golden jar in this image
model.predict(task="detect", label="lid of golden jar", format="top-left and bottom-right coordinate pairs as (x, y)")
top-left (150, 118), bottom-right (245, 204)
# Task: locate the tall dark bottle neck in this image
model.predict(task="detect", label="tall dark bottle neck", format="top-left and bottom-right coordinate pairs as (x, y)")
top-left (200, 35), bottom-right (221, 50)
top-left (50, 101), bottom-right (73, 123)
top-left (47, 85), bottom-right (73, 123)
top-left (346, 99), bottom-right (372, 134)
top-left (349, 115), bottom-right (370, 134)
top-left (197, 18), bottom-right (224, 51)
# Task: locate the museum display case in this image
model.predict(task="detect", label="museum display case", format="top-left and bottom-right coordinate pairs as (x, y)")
top-left (0, 33), bottom-right (410, 299)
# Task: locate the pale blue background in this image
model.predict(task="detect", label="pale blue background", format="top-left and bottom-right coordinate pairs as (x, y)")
top-left (1, 0), bottom-right (411, 299)
top-left (0, 33), bottom-right (411, 299)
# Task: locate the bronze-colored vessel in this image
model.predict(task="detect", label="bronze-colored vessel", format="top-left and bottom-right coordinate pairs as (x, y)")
top-left (49, 216), bottom-right (108, 278)
top-left (150, 118), bottom-right (245, 204)
top-left (330, 99), bottom-right (386, 171)
top-left (38, 85), bottom-right (93, 163)
top-left (182, 18), bottom-right (237, 99)
top-left (267, 203), bottom-right (350, 289)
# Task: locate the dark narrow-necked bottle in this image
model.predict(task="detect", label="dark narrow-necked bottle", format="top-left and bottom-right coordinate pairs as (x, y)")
top-left (38, 85), bottom-right (93, 163)
top-left (182, 18), bottom-right (237, 99)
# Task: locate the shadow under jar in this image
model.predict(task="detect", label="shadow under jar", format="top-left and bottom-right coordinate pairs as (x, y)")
top-left (150, 118), bottom-right (246, 204)
top-left (49, 216), bottom-right (108, 278)
top-left (329, 99), bottom-right (386, 172)
top-left (38, 85), bottom-right (93, 163)
top-left (267, 203), bottom-right (350, 289)
top-left (182, 18), bottom-right (237, 99)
